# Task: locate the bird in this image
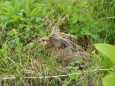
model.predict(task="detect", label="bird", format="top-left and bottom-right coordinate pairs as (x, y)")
top-left (38, 29), bottom-right (91, 66)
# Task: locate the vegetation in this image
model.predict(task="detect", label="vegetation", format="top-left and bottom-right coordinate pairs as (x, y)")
top-left (0, 0), bottom-right (114, 86)
top-left (94, 44), bottom-right (115, 86)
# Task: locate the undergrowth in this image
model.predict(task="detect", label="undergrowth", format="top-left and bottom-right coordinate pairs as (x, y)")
top-left (0, 0), bottom-right (115, 86)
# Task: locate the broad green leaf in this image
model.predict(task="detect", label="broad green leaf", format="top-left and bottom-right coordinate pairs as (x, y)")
top-left (94, 43), bottom-right (115, 63)
top-left (103, 73), bottom-right (115, 86)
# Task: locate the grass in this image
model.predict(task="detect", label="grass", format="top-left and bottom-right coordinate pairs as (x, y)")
top-left (0, 0), bottom-right (115, 86)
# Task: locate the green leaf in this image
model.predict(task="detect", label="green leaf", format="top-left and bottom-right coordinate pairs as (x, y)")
top-left (69, 70), bottom-right (78, 80)
top-left (2, 43), bottom-right (8, 49)
top-left (94, 43), bottom-right (115, 63)
top-left (103, 73), bottom-right (115, 86)
top-left (69, 62), bottom-right (76, 66)
top-left (7, 29), bottom-right (18, 36)
top-left (75, 59), bottom-right (84, 64)
top-left (31, 6), bottom-right (42, 16)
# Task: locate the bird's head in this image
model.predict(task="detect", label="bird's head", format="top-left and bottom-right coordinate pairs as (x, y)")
top-left (38, 36), bottom-right (49, 45)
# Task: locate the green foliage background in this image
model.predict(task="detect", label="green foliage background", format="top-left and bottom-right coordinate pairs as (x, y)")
top-left (0, 0), bottom-right (114, 86)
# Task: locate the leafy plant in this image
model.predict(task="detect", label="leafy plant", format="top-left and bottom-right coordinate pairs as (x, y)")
top-left (94, 43), bottom-right (115, 63)
top-left (94, 43), bottom-right (115, 86)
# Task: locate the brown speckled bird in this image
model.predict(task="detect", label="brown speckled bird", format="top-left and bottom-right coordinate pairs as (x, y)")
top-left (38, 29), bottom-right (90, 65)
